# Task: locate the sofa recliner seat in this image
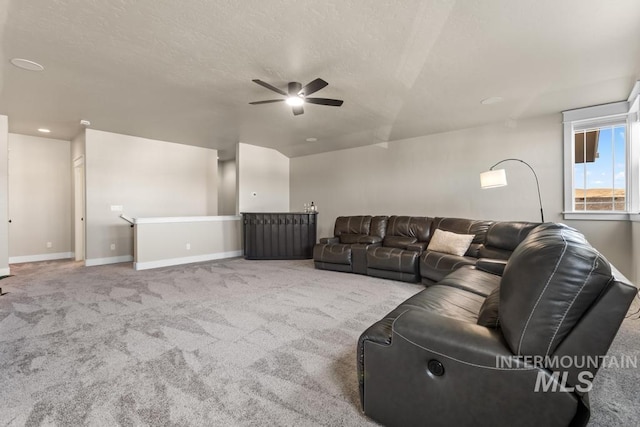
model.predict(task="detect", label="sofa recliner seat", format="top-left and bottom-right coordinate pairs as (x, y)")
top-left (420, 219), bottom-right (537, 285)
top-left (419, 251), bottom-right (477, 283)
top-left (418, 217), bottom-right (492, 284)
top-left (313, 243), bottom-right (353, 272)
top-left (358, 223), bottom-right (637, 427)
top-left (435, 264), bottom-right (501, 297)
top-left (366, 216), bottom-right (432, 283)
top-left (313, 215), bottom-right (388, 274)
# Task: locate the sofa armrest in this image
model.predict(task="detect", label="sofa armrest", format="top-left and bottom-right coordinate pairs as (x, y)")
top-left (352, 242), bottom-right (381, 274)
top-left (392, 309), bottom-right (515, 366)
top-left (406, 242), bottom-right (428, 253)
top-left (358, 308), bottom-right (517, 403)
top-left (319, 237), bottom-right (339, 244)
top-left (476, 258), bottom-right (508, 276)
top-left (360, 308), bottom-right (582, 426)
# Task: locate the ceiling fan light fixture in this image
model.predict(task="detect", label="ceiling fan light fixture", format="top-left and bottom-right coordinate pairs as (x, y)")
top-left (286, 96), bottom-right (304, 107)
top-left (250, 78), bottom-right (342, 116)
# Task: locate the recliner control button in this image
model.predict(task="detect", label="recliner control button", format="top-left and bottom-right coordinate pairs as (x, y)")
top-left (428, 359), bottom-right (445, 376)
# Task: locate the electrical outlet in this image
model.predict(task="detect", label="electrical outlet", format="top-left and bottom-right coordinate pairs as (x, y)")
top-left (46, 242), bottom-right (52, 248)
top-left (110, 243), bottom-right (116, 250)
top-left (186, 243), bottom-right (191, 250)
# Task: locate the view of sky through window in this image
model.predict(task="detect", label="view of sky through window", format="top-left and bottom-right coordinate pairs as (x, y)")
top-left (574, 125), bottom-right (626, 211)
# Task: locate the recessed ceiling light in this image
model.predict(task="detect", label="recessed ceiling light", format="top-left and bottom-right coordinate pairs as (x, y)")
top-left (305, 137), bottom-right (318, 142)
top-left (286, 96), bottom-right (304, 107)
top-left (37, 128), bottom-right (51, 133)
top-left (481, 96), bottom-right (503, 105)
top-left (11, 58), bottom-right (44, 72)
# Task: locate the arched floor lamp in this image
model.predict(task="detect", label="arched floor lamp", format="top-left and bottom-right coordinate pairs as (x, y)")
top-left (480, 158), bottom-right (545, 222)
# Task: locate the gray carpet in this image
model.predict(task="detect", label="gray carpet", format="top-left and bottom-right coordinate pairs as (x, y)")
top-left (0, 259), bottom-right (422, 426)
top-left (0, 259), bottom-right (638, 426)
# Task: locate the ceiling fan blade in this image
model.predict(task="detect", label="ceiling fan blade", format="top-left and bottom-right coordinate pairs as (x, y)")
top-left (305, 97), bottom-right (344, 107)
top-left (292, 105), bottom-right (304, 116)
top-left (249, 99), bottom-right (285, 105)
top-left (252, 79), bottom-right (287, 96)
top-left (300, 78), bottom-right (328, 96)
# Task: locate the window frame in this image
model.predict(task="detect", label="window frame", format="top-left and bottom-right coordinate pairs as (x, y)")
top-left (563, 94), bottom-right (639, 221)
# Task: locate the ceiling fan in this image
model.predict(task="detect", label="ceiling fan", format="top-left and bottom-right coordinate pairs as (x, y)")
top-left (249, 78), bottom-right (344, 116)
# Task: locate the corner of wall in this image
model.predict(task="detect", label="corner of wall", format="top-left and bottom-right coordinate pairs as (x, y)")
top-left (218, 158), bottom-right (238, 216)
top-left (0, 115), bottom-right (8, 274)
top-left (207, 150), bottom-right (219, 215)
top-left (235, 143), bottom-right (241, 215)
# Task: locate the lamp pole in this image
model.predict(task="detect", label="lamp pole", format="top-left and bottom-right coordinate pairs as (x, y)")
top-left (489, 158), bottom-right (545, 222)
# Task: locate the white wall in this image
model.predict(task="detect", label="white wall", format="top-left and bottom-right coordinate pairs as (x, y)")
top-left (290, 113), bottom-right (633, 278)
top-left (85, 129), bottom-right (218, 264)
top-left (7, 134), bottom-right (71, 260)
top-left (0, 116), bottom-right (8, 275)
top-left (237, 143), bottom-right (289, 212)
top-left (134, 217), bottom-right (242, 270)
top-left (218, 159), bottom-right (237, 215)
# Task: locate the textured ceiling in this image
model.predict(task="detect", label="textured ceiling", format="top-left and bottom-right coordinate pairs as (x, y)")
top-left (1, 0), bottom-right (639, 159)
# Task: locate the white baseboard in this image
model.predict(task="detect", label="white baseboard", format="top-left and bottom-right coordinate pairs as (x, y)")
top-left (0, 267), bottom-right (10, 276)
top-left (9, 252), bottom-right (74, 264)
top-left (85, 255), bottom-right (134, 267)
top-left (134, 250), bottom-right (243, 271)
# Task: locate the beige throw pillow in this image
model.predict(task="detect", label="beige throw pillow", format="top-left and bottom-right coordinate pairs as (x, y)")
top-left (427, 229), bottom-right (474, 257)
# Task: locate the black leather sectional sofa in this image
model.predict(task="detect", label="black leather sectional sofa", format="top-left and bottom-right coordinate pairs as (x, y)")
top-left (313, 215), bottom-right (538, 284)
top-left (313, 216), bottom-right (637, 426)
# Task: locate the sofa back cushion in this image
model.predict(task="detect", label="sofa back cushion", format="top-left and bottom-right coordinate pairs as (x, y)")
top-left (383, 216), bottom-right (432, 248)
top-left (370, 216), bottom-right (389, 239)
top-left (478, 221), bottom-right (539, 260)
top-left (334, 216), bottom-right (372, 237)
top-left (431, 217), bottom-right (493, 257)
top-left (500, 223), bottom-right (613, 357)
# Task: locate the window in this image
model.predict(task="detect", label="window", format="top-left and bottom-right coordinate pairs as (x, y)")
top-left (563, 91), bottom-right (640, 220)
top-left (573, 122), bottom-right (626, 211)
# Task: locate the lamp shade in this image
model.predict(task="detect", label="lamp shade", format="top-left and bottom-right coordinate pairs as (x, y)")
top-left (480, 169), bottom-right (507, 188)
